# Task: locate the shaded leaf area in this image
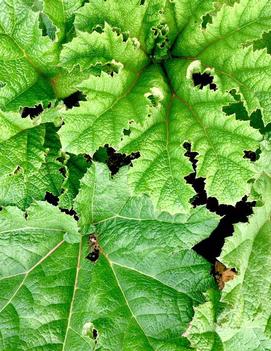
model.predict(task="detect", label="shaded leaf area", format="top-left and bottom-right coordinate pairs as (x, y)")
top-left (223, 91), bottom-right (271, 136)
top-left (58, 153), bottom-right (91, 210)
top-left (93, 144), bottom-right (140, 175)
top-left (183, 143), bottom-right (256, 263)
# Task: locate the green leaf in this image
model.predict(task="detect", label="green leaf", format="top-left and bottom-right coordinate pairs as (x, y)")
top-left (0, 112), bottom-right (64, 209)
top-left (59, 4), bottom-right (263, 211)
top-left (164, 59), bottom-right (262, 204)
top-left (0, 163), bottom-right (219, 350)
top-left (186, 174), bottom-right (271, 351)
top-left (173, 0), bottom-right (271, 124)
top-left (44, 0), bottom-right (84, 41)
top-left (0, 0), bottom-right (60, 111)
top-left (74, 0), bottom-right (164, 54)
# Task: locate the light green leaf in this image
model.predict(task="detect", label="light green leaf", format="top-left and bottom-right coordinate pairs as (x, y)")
top-left (165, 59), bottom-right (262, 204)
top-left (186, 174), bottom-right (271, 351)
top-left (59, 3), bottom-right (264, 211)
top-left (173, 0), bottom-right (271, 124)
top-left (74, 0), bottom-right (164, 54)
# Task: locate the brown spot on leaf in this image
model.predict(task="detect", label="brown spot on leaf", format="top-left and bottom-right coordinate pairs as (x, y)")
top-left (214, 260), bottom-right (236, 290)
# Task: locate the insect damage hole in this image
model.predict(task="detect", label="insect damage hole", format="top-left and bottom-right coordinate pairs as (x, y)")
top-left (243, 150), bottom-right (258, 162)
top-left (44, 191), bottom-right (59, 206)
top-left (21, 104), bottom-right (43, 118)
top-left (192, 72), bottom-right (217, 91)
top-left (86, 234), bottom-right (100, 263)
top-left (82, 321), bottom-right (99, 341)
top-left (63, 91), bottom-right (87, 109)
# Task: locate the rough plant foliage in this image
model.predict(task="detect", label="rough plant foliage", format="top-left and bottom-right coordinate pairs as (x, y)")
top-left (0, 0), bottom-right (270, 350)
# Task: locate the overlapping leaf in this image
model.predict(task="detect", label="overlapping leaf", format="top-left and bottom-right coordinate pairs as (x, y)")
top-left (0, 111), bottom-right (64, 209)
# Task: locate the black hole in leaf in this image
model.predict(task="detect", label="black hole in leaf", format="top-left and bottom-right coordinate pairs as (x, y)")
top-left (60, 208), bottom-right (79, 221)
top-left (63, 91), bottom-right (87, 109)
top-left (21, 104), bottom-right (43, 119)
top-left (192, 72), bottom-right (217, 91)
top-left (243, 150), bottom-right (257, 162)
top-left (183, 143), bottom-right (256, 263)
top-left (93, 328), bottom-right (98, 340)
top-left (44, 192), bottom-right (59, 206)
top-left (86, 250), bottom-right (100, 262)
top-left (193, 196), bottom-right (256, 263)
top-left (59, 167), bottom-right (67, 176)
top-left (140, 0), bottom-right (145, 4)
top-left (24, 212), bottom-right (28, 219)
top-left (93, 145), bottom-right (140, 175)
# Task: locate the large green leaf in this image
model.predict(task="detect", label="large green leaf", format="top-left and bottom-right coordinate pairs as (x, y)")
top-left (59, 12), bottom-right (263, 210)
top-left (186, 174), bottom-right (271, 351)
top-left (0, 163), bottom-right (219, 350)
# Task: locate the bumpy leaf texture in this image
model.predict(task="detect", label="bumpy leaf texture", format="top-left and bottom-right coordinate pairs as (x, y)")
top-left (0, 0), bottom-right (270, 350)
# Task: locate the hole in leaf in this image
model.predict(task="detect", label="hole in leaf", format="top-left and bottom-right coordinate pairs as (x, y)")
top-left (183, 143), bottom-right (256, 263)
top-left (243, 150), bottom-right (257, 162)
top-left (44, 192), bottom-right (59, 206)
top-left (93, 145), bottom-right (140, 175)
top-left (86, 234), bottom-right (100, 263)
top-left (92, 328), bottom-right (98, 340)
top-left (213, 261), bottom-right (237, 290)
top-left (82, 322), bottom-right (99, 341)
top-left (202, 13), bottom-right (212, 28)
top-left (21, 104), bottom-right (43, 119)
top-left (63, 91), bottom-right (87, 109)
top-left (60, 208), bottom-right (79, 221)
top-left (192, 72), bottom-right (217, 91)
top-left (59, 167), bottom-right (67, 176)
top-left (123, 128), bottom-right (131, 136)
top-left (140, 0), bottom-right (145, 4)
